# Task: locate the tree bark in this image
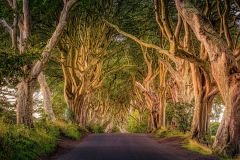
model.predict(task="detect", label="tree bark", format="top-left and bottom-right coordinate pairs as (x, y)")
top-left (190, 64), bottom-right (214, 143)
top-left (175, 0), bottom-right (240, 156)
top-left (158, 61), bottom-right (166, 128)
top-left (16, 78), bottom-right (34, 127)
top-left (38, 72), bottom-right (55, 120)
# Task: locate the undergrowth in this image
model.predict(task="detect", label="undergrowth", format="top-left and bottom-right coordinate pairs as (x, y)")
top-left (183, 139), bottom-right (212, 156)
top-left (0, 119), bottom-right (83, 160)
top-left (154, 128), bottom-right (188, 138)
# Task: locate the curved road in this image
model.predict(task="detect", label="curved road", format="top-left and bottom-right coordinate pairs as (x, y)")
top-left (58, 133), bottom-right (216, 160)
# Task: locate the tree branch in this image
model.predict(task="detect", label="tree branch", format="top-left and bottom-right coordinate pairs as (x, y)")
top-left (105, 20), bottom-right (207, 69)
top-left (31, 0), bottom-right (77, 78)
top-left (159, 59), bottom-right (182, 87)
top-left (104, 20), bottom-right (175, 59)
top-left (0, 18), bottom-right (13, 34)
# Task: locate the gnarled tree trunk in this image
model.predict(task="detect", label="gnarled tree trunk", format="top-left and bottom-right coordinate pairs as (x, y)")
top-left (16, 79), bottom-right (35, 127)
top-left (175, 0), bottom-right (240, 156)
top-left (190, 64), bottom-right (214, 143)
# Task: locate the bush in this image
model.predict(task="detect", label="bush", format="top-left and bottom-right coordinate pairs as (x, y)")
top-left (154, 128), bottom-right (187, 138)
top-left (0, 120), bottom-right (82, 160)
top-left (210, 122), bottom-right (220, 136)
top-left (127, 110), bottom-right (148, 133)
top-left (87, 123), bottom-right (105, 133)
top-left (111, 126), bottom-right (120, 133)
top-left (54, 121), bottom-right (81, 140)
top-left (166, 102), bottom-right (193, 133)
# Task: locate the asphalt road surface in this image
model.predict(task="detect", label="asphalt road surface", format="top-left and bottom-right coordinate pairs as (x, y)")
top-left (58, 133), bottom-right (216, 160)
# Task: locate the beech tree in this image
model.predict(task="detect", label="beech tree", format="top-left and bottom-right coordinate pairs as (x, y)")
top-left (60, 3), bottom-right (113, 126)
top-left (175, 0), bottom-right (240, 156)
top-left (0, 0), bottom-right (76, 126)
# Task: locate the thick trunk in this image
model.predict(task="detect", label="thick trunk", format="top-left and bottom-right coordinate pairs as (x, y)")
top-left (148, 114), bottom-right (152, 132)
top-left (191, 94), bottom-right (213, 143)
top-left (158, 97), bottom-right (166, 128)
top-left (38, 72), bottom-right (55, 120)
top-left (175, 0), bottom-right (240, 156)
top-left (78, 107), bottom-right (87, 128)
top-left (71, 96), bottom-right (85, 126)
top-left (63, 81), bottom-right (86, 127)
top-left (135, 81), bottom-right (160, 131)
top-left (151, 111), bottom-right (159, 131)
top-left (158, 61), bottom-right (166, 128)
top-left (213, 84), bottom-right (240, 155)
top-left (190, 64), bottom-right (212, 143)
top-left (16, 78), bottom-right (35, 127)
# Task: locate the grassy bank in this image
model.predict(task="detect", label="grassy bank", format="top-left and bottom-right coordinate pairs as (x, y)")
top-left (154, 128), bottom-right (188, 138)
top-left (154, 129), bottom-right (212, 156)
top-left (183, 139), bottom-right (212, 155)
top-left (0, 120), bottom-right (84, 160)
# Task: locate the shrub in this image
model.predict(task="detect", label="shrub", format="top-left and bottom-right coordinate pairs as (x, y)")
top-left (54, 121), bottom-right (81, 140)
top-left (210, 122), bottom-right (220, 136)
top-left (111, 126), bottom-right (120, 133)
top-left (154, 128), bottom-right (187, 138)
top-left (127, 110), bottom-right (148, 133)
top-left (166, 102), bottom-right (193, 133)
top-left (87, 123), bottom-right (105, 133)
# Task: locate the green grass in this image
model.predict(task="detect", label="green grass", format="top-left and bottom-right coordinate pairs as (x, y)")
top-left (154, 128), bottom-right (188, 138)
top-left (154, 129), bottom-right (211, 156)
top-left (87, 123), bottom-right (105, 133)
top-left (183, 139), bottom-right (212, 156)
top-left (54, 121), bottom-right (82, 140)
top-left (0, 120), bottom-right (83, 160)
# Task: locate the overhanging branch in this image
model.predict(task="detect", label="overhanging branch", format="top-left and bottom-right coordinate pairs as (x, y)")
top-left (105, 20), bottom-right (208, 70)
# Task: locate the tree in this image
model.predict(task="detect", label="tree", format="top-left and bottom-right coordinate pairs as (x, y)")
top-left (0, 0), bottom-right (76, 127)
top-left (175, 0), bottom-right (240, 156)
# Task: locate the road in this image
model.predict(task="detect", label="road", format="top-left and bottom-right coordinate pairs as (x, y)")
top-left (57, 133), bottom-right (217, 160)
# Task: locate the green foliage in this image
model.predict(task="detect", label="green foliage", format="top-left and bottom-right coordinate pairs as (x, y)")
top-left (0, 121), bottom-right (59, 160)
top-left (0, 51), bottom-right (39, 84)
top-left (51, 82), bottom-right (72, 121)
top-left (110, 126), bottom-right (120, 133)
top-left (87, 123), bottom-right (105, 133)
top-left (0, 105), bottom-right (15, 123)
top-left (166, 102), bottom-right (194, 133)
top-left (0, 120), bottom-right (82, 160)
top-left (154, 128), bottom-right (187, 138)
top-left (210, 122), bottom-right (220, 136)
top-left (54, 121), bottom-right (82, 140)
top-left (127, 110), bottom-right (148, 133)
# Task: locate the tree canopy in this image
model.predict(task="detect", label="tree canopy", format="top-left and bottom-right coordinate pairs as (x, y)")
top-left (0, 0), bottom-right (240, 158)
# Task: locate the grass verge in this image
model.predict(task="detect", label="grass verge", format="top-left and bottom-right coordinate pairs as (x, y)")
top-left (182, 139), bottom-right (212, 156)
top-left (154, 128), bottom-right (188, 138)
top-left (0, 119), bottom-right (84, 160)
